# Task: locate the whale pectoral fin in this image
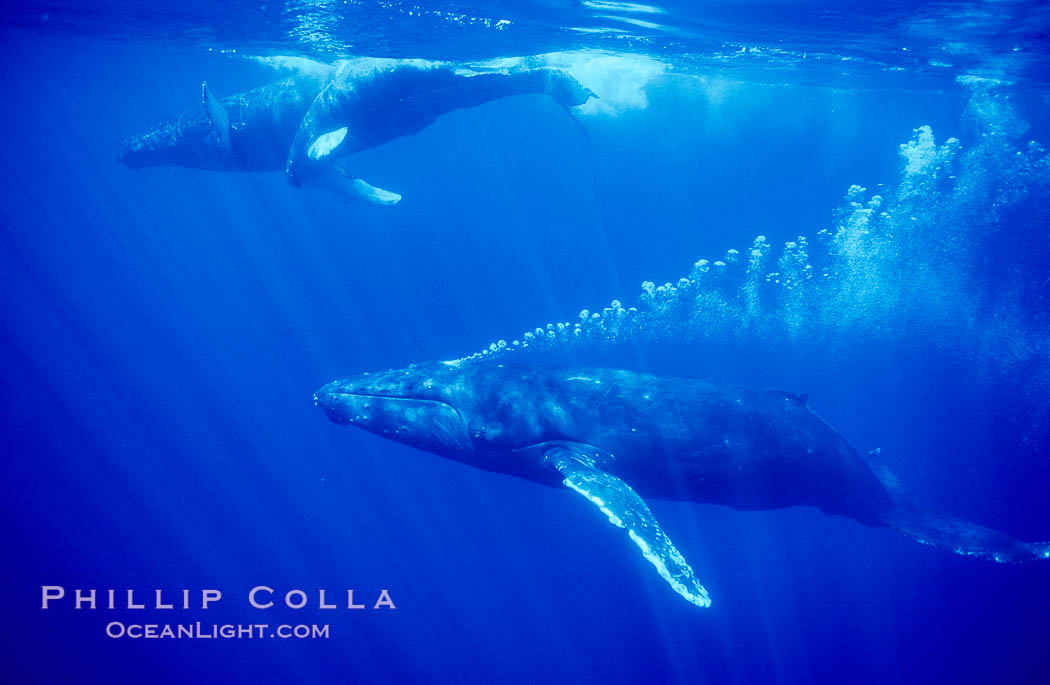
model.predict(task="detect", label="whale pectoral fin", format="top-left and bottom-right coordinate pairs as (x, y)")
top-left (201, 82), bottom-right (230, 154)
top-left (343, 176), bottom-right (402, 206)
top-left (308, 165), bottom-right (402, 206)
top-left (543, 445), bottom-right (711, 608)
top-left (307, 126), bottom-right (349, 160)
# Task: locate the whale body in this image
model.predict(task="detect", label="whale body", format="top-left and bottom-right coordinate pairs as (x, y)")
top-left (314, 361), bottom-right (1049, 608)
top-left (118, 59), bottom-right (592, 205)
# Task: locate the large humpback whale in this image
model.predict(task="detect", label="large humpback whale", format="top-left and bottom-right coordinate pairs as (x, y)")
top-left (118, 59), bottom-right (592, 204)
top-left (314, 361), bottom-right (1049, 608)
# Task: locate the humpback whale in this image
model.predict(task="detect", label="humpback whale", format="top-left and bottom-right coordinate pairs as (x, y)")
top-left (117, 59), bottom-right (592, 204)
top-left (314, 361), bottom-right (1049, 608)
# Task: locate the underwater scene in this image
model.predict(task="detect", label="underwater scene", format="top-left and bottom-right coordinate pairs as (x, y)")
top-left (3, 1), bottom-right (1049, 683)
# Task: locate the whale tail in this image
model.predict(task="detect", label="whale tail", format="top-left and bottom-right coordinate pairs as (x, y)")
top-left (870, 459), bottom-right (1050, 563)
top-left (539, 69), bottom-right (595, 109)
top-left (530, 69), bottom-right (593, 138)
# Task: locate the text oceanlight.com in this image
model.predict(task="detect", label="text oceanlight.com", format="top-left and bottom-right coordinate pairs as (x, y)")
top-left (105, 622), bottom-right (330, 639)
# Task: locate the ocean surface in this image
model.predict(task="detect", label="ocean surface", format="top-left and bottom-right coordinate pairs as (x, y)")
top-left (3, 1), bottom-right (1049, 683)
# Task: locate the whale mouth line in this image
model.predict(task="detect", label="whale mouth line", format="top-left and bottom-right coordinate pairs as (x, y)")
top-left (321, 391), bottom-right (468, 425)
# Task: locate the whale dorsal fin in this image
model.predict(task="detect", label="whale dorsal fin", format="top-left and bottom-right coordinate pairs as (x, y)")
top-left (201, 82), bottom-right (230, 154)
top-left (543, 443), bottom-right (711, 608)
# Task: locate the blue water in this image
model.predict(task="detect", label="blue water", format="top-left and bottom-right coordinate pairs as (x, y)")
top-left (3, 2), bottom-right (1049, 683)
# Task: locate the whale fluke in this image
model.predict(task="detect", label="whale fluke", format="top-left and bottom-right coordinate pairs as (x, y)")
top-left (201, 82), bottom-right (230, 154)
top-left (871, 462), bottom-right (1050, 563)
top-left (534, 68), bottom-right (594, 110)
top-left (887, 509), bottom-right (1050, 563)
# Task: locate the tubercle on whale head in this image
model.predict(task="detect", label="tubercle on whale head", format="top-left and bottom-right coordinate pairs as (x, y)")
top-left (117, 113), bottom-right (227, 170)
top-left (116, 138), bottom-right (144, 168)
top-left (117, 131), bottom-right (168, 169)
top-left (117, 121), bottom-right (190, 169)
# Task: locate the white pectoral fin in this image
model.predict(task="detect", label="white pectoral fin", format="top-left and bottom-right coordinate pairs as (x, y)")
top-left (307, 126), bottom-right (348, 160)
top-left (544, 445), bottom-right (711, 608)
top-left (307, 165), bottom-right (402, 206)
top-left (346, 176), bottom-right (401, 205)
top-left (201, 82), bottom-right (230, 153)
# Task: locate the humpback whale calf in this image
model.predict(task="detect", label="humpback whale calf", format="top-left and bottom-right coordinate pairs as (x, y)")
top-left (314, 361), bottom-right (1049, 608)
top-left (117, 59), bottom-right (592, 204)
